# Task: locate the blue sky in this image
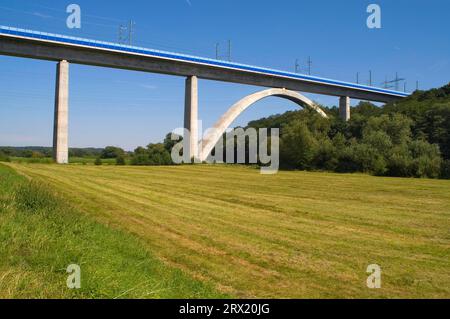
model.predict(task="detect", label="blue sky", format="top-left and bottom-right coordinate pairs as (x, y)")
top-left (0, 0), bottom-right (449, 150)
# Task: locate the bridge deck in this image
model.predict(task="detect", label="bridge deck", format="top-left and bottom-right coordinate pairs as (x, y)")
top-left (0, 26), bottom-right (408, 103)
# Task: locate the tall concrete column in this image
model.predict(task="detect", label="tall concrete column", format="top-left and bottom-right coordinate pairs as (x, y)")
top-left (53, 60), bottom-right (69, 164)
top-left (339, 96), bottom-right (350, 121)
top-left (184, 75), bottom-right (198, 160)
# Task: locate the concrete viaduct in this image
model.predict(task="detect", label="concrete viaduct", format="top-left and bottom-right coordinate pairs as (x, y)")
top-left (0, 26), bottom-right (409, 164)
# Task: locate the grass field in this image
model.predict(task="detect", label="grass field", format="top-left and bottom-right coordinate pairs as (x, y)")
top-left (0, 164), bottom-right (225, 298)
top-left (3, 163), bottom-right (450, 298)
top-left (8, 157), bottom-right (118, 165)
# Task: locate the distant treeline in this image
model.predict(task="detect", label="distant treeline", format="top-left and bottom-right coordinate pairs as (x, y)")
top-left (1, 83), bottom-right (449, 179)
top-left (0, 147), bottom-right (104, 158)
top-left (120, 83), bottom-right (450, 179)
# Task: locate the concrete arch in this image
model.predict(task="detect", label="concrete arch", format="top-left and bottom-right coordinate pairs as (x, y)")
top-left (199, 88), bottom-right (328, 161)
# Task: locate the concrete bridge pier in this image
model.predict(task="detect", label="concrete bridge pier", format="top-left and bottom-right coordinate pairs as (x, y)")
top-left (53, 60), bottom-right (69, 164)
top-left (184, 75), bottom-right (199, 160)
top-left (339, 96), bottom-right (350, 121)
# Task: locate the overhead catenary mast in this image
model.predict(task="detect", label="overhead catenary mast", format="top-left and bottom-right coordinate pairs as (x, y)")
top-left (215, 40), bottom-right (232, 61)
top-left (295, 59), bottom-right (301, 73)
top-left (307, 56), bottom-right (312, 75)
top-left (118, 20), bottom-right (135, 45)
top-left (383, 73), bottom-right (405, 91)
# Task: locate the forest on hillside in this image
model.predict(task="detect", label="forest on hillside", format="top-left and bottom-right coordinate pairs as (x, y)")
top-left (247, 83), bottom-right (450, 179)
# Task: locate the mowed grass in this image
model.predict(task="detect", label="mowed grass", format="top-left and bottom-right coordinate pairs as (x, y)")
top-left (8, 157), bottom-right (118, 165)
top-left (5, 163), bottom-right (450, 298)
top-left (0, 164), bottom-right (226, 299)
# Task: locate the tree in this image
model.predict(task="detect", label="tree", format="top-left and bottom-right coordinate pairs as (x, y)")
top-left (280, 120), bottom-right (318, 170)
top-left (163, 133), bottom-right (182, 153)
top-left (134, 146), bottom-right (147, 155)
top-left (147, 143), bottom-right (172, 165)
top-left (362, 130), bottom-right (393, 157)
top-left (101, 146), bottom-right (125, 159)
top-left (364, 114), bottom-right (412, 145)
top-left (313, 137), bottom-right (338, 171)
top-left (387, 145), bottom-right (413, 177)
top-left (131, 143), bottom-right (173, 166)
top-left (420, 103), bottom-right (450, 160)
top-left (352, 101), bottom-right (382, 117)
top-left (441, 160), bottom-right (450, 179)
top-left (408, 140), bottom-right (442, 178)
top-left (344, 143), bottom-right (387, 175)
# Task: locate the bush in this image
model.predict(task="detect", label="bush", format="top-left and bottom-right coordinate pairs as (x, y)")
top-left (0, 151), bottom-right (10, 162)
top-left (408, 140), bottom-right (442, 178)
top-left (313, 138), bottom-right (338, 171)
top-left (387, 145), bottom-right (413, 177)
top-left (280, 120), bottom-right (318, 170)
top-left (335, 145), bottom-right (360, 173)
top-left (350, 143), bottom-right (387, 175)
top-left (116, 156), bottom-right (126, 166)
top-left (22, 150), bottom-right (34, 158)
top-left (147, 144), bottom-right (173, 165)
top-left (101, 146), bottom-right (125, 159)
top-left (94, 157), bottom-right (102, 166)
top-left (131, 154), bottom-right (149, 166)
top-left (131, 143), bottom-right (173, 166)
top-left (31, 151), bottom-right (45, 159)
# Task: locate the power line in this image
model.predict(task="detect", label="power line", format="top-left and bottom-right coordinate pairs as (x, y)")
top-left (382, 72), bottom-right (405, 91)
top-left (382, 76), bottom-right (395, 89)
top-left (0, 5), bottom-right (207, 55)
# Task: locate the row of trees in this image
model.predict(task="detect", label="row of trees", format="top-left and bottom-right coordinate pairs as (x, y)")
top-left (118, 103), bottom-right (446, 179)
top-left (96, 134), bottom-right (175, 166)
top-left (247, 83), bottom-right (450, 179)
top-left (2, 84), bottom-right (448, 179)
top-left (277, 112), bottom-right (443, 178)
top-left (0, 147), bottom-right (104, 159)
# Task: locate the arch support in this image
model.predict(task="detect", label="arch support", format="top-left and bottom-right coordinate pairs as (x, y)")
top-left (199, 88), bottom-right (327, 161)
